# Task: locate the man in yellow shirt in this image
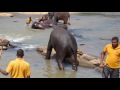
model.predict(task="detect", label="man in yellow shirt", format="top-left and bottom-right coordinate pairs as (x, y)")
top-left (26, 17), bottom-right (33, 26)
top-left (0, 49), bottom-right (31, 78)
top-left (100, 37), bottom-right (120, 78)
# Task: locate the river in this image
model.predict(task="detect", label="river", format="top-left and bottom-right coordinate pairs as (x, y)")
top-left (0, 12), bottom-right (120, 78)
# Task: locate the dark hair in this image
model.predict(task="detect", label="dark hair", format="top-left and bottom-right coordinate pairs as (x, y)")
top-left (17, 49), bottom-right (24, 57)
top-left (112, 37), bottom-right (119, 42)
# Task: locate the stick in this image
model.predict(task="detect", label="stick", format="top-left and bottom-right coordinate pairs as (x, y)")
top-left (0, 45), bottom-right (3, 59)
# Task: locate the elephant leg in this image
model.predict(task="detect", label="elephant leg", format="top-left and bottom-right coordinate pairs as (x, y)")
top-left (46, 40), bottom-right (52, 59)
top-left (56, 52), bottom-right (65, 70)
top-left (63, 18), bottom-right (68, 24)
top-left (54, 17), bottom-right (58, 25)
top-left (70, 54), bottom-right (77, 71)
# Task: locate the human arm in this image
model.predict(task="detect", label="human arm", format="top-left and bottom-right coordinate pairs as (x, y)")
top-left (0, 68), bottom-right (9, 76)
top-left (100, 51), bottom-right (106, 67)
top-left (26, 63), bottom-right (31, 78)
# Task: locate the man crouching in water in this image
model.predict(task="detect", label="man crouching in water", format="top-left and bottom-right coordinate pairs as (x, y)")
top-left (26, 17), bottom-right (33, 26)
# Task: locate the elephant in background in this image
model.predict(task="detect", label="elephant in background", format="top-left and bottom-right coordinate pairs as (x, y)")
top-left (31, 20), bottom-right (56, 29)
top-left (38, 14), bottom-right (49, 22)
top-left (31, 22), bottom-right (44, 29)
top-left (48, 12), bottom-right (55, 19)
top-left (48, 12), bottom-right (70, 25)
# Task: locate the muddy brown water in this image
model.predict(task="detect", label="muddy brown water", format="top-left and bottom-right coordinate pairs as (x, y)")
top-left (1, 12), bottom-right (120, 78)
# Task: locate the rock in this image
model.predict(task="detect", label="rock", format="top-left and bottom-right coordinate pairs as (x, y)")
top-left (10, 15), bottom-right (14, 17)
top-left (36, 45), bottom-right (104, 73)
top-left (36, 46), bottom-right (56, 56)
top-left (0, 38), bottom-right (10, 46)
top-left (0, 38), bottom-right (16, 50)
top-left (78, 58), bottom-right (96, 68)
top-left (0, 46), bottom-right (8, 50)
top-left (80, 44), bottom-right (85, 46)
top-left (77, 48), bottom-right (83, 55)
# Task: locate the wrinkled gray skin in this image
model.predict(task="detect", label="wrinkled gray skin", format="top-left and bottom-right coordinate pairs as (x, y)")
top-left (43, 19), bottom-right (57, 26)
top-left (45, 25), bottom-right (78, 71)
top-left (31, 20), bottom-right (57, 29)
top-left (31, 22), bottom-right (44, 29)
top-left (48, 12), bottom-right (55, 19)
top-left (48, 12), bottom-right (70, 25)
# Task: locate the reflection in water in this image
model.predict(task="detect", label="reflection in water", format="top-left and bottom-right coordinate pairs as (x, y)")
top-left (44, 60), bottom-right (77, 78)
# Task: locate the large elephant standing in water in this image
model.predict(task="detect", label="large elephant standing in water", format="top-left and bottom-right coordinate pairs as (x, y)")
top-left (45, 25), bottom-right (78, 71)
top-left (48, 12), bottom-right (70, 25)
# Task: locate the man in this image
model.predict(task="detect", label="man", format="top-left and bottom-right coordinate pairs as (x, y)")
top-left (26, 17), bottom-right (33, 26)
top-left (100, 37), bottom-right (120, 78)
top-left (0, 49), bottom-right (31, 78)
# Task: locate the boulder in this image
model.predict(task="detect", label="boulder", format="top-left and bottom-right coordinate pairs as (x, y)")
top-left (0, 46), bottom-right (8, 50)
top-left (0, 38), bottom-right (10, 46)
top-left (36, 46), bottom-right (56, 56)
top-left (36, 46), bottom-right (103, 73)
top-left (0, 38), bottom-right (16, 50)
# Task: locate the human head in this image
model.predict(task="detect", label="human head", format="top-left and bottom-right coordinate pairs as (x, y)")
top-left (111, 37), bottom-right (119, 48)
top-left (17, 49), bottom-right (24, 58)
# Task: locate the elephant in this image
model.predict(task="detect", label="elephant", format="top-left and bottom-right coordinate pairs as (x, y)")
top-left (45, 25), bottom-right (78, 71)
top-left (48, 12), bottom-right (70, 25)
top-left (38, 14), bottom-right (49, 22)
top-left (43, 19), bottom-right (57, 26)
top-left (48, 12), bottom-right (55, 19)
top-left (31, 20), bottom-right (57, 29)
top-left (31, 22), bottom-right (45, 29)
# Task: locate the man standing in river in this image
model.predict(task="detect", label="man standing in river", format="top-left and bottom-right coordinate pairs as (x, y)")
top-left (0, 49), bottom-right (31, 78)
top-left (100, 37), bottom-right (120, 78)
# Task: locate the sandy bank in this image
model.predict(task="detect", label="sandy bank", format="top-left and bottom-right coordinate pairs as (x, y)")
top-left (1, 12), bottom-right (120, 17)
top-left (0, 12), bottom-right (14, 16)
top-left (14, 12), bottom-right (80, 15)
top-left (0, 12), bottom-right (80, 17)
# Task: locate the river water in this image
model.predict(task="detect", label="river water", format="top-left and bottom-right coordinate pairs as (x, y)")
top-left (0, 12), bottom-right (120, 78)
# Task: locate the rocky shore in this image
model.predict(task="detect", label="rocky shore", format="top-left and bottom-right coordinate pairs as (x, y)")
top-left (36, 46), bottom-right (104, 73)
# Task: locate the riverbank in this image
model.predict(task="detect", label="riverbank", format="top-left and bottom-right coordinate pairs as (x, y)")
top-left (0, 12), bottom-right (80, 17)
top-left (1, 12), bottom-right (120, 17)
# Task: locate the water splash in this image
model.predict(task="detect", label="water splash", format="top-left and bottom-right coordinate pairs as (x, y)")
top-left (15, 44), bottom-right (39, 50)
top-left (5, 35), bottom-right (31, 43)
